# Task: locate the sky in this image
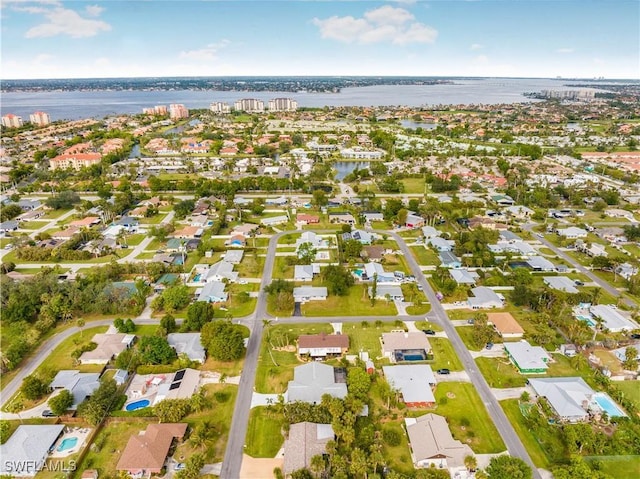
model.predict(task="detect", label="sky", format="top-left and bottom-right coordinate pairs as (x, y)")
top-left (1, 0), bottom-right (639, 80)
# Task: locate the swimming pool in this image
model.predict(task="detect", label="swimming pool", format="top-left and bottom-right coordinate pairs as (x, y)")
top-left (576, 314), bottom-right (596, 327)
top-left (57, 437), bottom-right (78, 452)
top-left (353, 269), bottom-right (363, 278)
top-left (593, 393), bottom-right (626, 417)
top-left (125, 399), bottom-right (151, 411)
top-left (193, 273), bottom-right (202, 282)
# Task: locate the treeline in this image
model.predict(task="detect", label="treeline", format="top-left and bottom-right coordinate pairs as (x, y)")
top-left (146, 175), bottom-right (307, 196)
top-left (0, 263), bottom-right (171, 372)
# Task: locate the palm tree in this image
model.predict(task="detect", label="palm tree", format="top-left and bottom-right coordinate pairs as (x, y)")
top-left (464, 455), bottom-right (477, 472)
top-left (309, 455), bottom-right (325, 479)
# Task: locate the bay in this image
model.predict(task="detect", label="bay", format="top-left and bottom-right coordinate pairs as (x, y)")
top-left (0, 78), bottom-right (597, 121)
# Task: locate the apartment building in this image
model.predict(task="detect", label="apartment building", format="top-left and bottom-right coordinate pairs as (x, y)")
top-left (268, 97), bottom-right (298, 112)
top-left (169, 104), bottom-right (189, 119)
top-left (210, 101), bottom-right (232, 114)
top-left (29, 111), bottom-right (51, 126)
top-left (49, 153), bottom-right (102, 170)
top-left (1, 114), bottom-right (23, 128)
top-left (234, 98), bottom-right (264, 113)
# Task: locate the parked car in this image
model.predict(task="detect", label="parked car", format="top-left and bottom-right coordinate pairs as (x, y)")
top-left (422, 329), bottom-right (436, 335)
top-left (486, 342), bottom-right (494, 350)
top-left (174, 463), bottom-right (185, 471)
top-left (436, 369), bottom-right (450, 375)
top-left (417, 284), bottom-right (423, 291)
top-left (630, 333), bottom-right (640, 339)
top-left (42, 410), bottom-right (56, 417)
top-left (574, 280), bottom-right (584, 286)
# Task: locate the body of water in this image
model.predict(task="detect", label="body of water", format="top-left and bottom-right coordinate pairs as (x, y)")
top-left (334, 161), bottom-right (371, 181)
top-left (0, 78), bottom-right (601, 121)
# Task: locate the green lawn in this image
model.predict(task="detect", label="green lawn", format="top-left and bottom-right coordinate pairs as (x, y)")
top-left (429, 338), bottom-right (463, 371)
top-left (612, 381), bottom-right (640, 410)
top-left (501, 399), bottom-right (554, 468)
top-left (41, 208), bottom-right (73, 219)
top-left (235, 252), bottom-right (266, 277)
top-left (125, 234), bottom-right (146, 246)
top-left (476, 357), bottom-right (527, 388)
top-left (381, 421), bottom-right (415, 475)
top-left (346, 321), bottom-right (405, 362)
top-left (213, 283), bottom-right (258, 318)
top-left (245, 407), bottom-right (286, 457)
top-left (455, 325), bottom-right (484, 351)
top-left (408, 245), bottom-right (440, 266)
top-left (19, 220), bottom-right (49, 230)
top-left (585, 455), bottom-right (640, 479)
top-left (401, 177), bottom-right (427, 194)
top-left (301, 285), bottom-right (398, 316)
top-left (429, 382), bottom-right (506, 454)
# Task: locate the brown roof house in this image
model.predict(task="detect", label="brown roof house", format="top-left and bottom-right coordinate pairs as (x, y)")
top-left (116, 423), bottom-right (187, 476)
top-left (283, 422), bottom-right (335, 476)
top-left (405, 413), bottom-right (473, 473)
top-left (79, 333), bottom-right (136, 364)
top-left (297, 333), bottom-right (349, 359)
top-left (381, 331), bottom-right (432, 363)
top-left (487, 312), bottom-right (524, 338)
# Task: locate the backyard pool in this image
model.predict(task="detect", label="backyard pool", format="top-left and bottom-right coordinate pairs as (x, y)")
top-left (193, 274), bottom-right (202, 282)
top-left (57, 437), bottom-right (78, 452)
top-left (576, 314), bottom-right (596, 327)
top-left (125, 399), bottom-right (151, 411)
top-left (353, 269), bottom-right (363, 278)
top-left (593, 393), bottom-right (627, 417)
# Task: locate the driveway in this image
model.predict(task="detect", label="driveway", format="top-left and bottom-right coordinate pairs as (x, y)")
top-left (250, 392), bottom-right (284, 409)
top-left (436, 370), bottom-right (471, 382)
top-left (491, 387), bottom-right (530, 400)
top-left (292, 302), bottom-right (302, 316)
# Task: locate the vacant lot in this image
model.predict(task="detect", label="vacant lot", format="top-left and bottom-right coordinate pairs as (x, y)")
top-left (301, 285), bottom-right (398, 316)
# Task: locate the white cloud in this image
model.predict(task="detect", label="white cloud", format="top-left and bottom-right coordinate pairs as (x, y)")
top-left (179, 40), bottom-right (231, 61)
top-left (387, 0), bottom-right (417, 4)
top-left (470, 43), bottom-right (484, 51)
top-left (312, 5), bottom-right (437, 45)
top-left (556, 48), bottom-right (574, 54)
top-left (85, 4), bottom-right (104, 17)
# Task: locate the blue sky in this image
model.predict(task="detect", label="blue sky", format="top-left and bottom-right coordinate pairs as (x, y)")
top-left (1, 0), bottom-right (638, 79)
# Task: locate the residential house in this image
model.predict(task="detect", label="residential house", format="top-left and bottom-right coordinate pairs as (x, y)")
top-left (405, 414), bottom-right (474, 471)
top-left (295, 231), bottom-right (327, 251)
top-left (172, 226), bottom-right (203, 239)
top-left (0, 220), bottom-right (18, 233)
top-left (405, 213), bottom-right (425, 229)
top-left (382, 365), bottom-right (437, 407)
top-left (589, 305), bottom-right (637, 332)
top-left (79, 332), bottom-right (136, 364)
top-left (616, 263), bottom-right (638, 280)
top-left (528, 378), bottom-right (596, 422)
top-left (363, 211), bottom-right (384, 222)
top-left (363, 262), bottom-right (396, 282)
top-left (205, 261), bottom-right (238, 283)
top-left (449, 268), bottom-right (479, 285)
top-left (294, 264), bottom-right (320, 282)
top-left (0, 425), bottom-right (65, 477)
top-left (50, 370), bottom-right (101, 409)
top-left (287, 362), bottom-right (347, 404)
top-left (226, 234), bottom-right (246, 248)
top-left (505, 205), bottom-right (534, 218)
top-left (361, 245), bottom-right (385, 262)
top-left (344, 229), bottom-right (374, 245)
top-left (487, 312), bottom-right (524, 338)
top-left (197, 281), bottom-right (228, 303)
top-left (468, 286), bottom-right (504, 309)
top-left (504, 341), bottom-right (551, 374)
top-left (526, 256), bottom-right (556, 272)
top-left (369, 284), bottom-right (404, 301)
top-left (557, 227), bottom-right (588, 239)
top-left (283, 422), bottom-right (335, 476)
top-left (223, 249), bottom-right (244, 264)
top-left (429, 237), bottom-right (455, 252)
top-left (612, 345), bottom-right (640, 365)
top-left (296, 214), bottom-right (320, 224)
top-left (116, 423), bottom-right (188, 477)
top-left (297, 333), bottom-right (349, 358)
top-left (293, 286), bottom-right (328, 303)
top-left (491, 194), bottom-right (515, 206)
top-left (114, 216), bottom-right (139, 232)
top-left (261, 215), bottom-right (289, 226)
top-left (381, 332), bottom-right (432, 363)
top-left (167, 333), bottom-right (206, 363)
top-left (328, 212), bottom-right (356, 225)
top-left (438, 251), bottom-right (462, 269)
top-left (544, 276), bottom-right (579, 294)
top-left (69, 216), bottom-right (100, 228)
top-left (421, 226), bottom-right (441, 239)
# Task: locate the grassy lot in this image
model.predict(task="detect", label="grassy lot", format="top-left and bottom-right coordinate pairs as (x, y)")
top-left (405, 303), bottom-right (431, 315)
top-left (19, 220), bottom-right (50, 230)
top-left (173, 383), bottom-right (238, 462)
top-left (124, 234), bottom-right (146, 246)
top-left (42, 208), bottom-right (73, 219)
top-left (138, 213), bottom-right (168, 225)
top-left (408, 245), bottom-right (440, 266)
top-left (301, 285), bottom-right (398, 316)
top-left (476, 357), bottom-right (527, 388)
top-left (592, 349), bottom-right (624, 375)
top-left (501, 399), bottom-right (556, 468)
top-left (612, 381), bottom-right (640, 410)
top-left (427, 382), bottom-right (506, 454)
top-left (245, 407), bottom-right (286, 457)
top-left (255, 323), bottom-right (333, 393)
top-left (273, 256), bottom-right (295, 279)
top-left (76, 419), bottom-right (155, 475)
top-left (346, 321), bottom-right (405, 362)
top-left (380, 421), bottom-right (415, 475)
top-left (401, 177), bottom-right (427, 194)
top-left (145, 238), bottom-right (163, 251)
top-left (455, 325), bottom-right (484, 351)
top-left (585, 455), bottom-right (640, 479)
top-left (236, 252), bottom-right (266, 277)
top-left (429, 338), bottom-right (463, 371)
top-left (213, 283), bottom-right (258, 318)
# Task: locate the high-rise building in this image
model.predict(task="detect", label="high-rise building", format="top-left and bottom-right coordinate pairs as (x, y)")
top-left (268, 98), bottom-right (298, 112)
top-left (169, 104), bottom-right (189, 119)
top-left (143, 105), bottom-right (168, 115)
top-left (1, 114), bottom-right (24, 128)
top-left (233, 98), bottom-right (265, 113)
top-left (210, 102), bottom-right (231, 114)
top-left (29, 111), bottom-right (51, 126)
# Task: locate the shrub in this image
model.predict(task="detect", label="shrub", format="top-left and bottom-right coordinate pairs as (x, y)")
top-left (382, 427), bottom-right (402, 446)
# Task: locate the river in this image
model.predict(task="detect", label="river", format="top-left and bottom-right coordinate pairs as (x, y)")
top-left (0, 78), bottom-right (601, 121)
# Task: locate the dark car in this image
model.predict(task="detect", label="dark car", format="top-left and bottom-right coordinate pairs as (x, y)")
top-left (630, 333), bottom-right (640, 339)
top-left (437, 369), bottom-right (450, 375)
top-left (42, 410), bottom-right (56, 417)
top-left (422, 329), bottom-right (436, 335)
top-left (574, 280), bottom-right (584, 286)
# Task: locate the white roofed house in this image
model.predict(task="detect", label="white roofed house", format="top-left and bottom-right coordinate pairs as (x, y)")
top-left (505, 205), bottom-right (534, 218)
top-left (363, 262), bottom-right (396, 283)
top-left (428, 236), bottom-right (455, 252)
top-left (383, 365), bottom-right (437, 407)
top-left (467, 286), bottom-right (504, 309)
top-left (260, 214), bottom-right (289, 226)
top-left (294, 264), bottom-right (319, 282)
top-left (503, 341), bottom-right (551, 374)
top-left (557, 226), bottom-right (588, 239)
top-left (293, 286), bottom-right (327, 303)
top-left (287, 362), bottom-right (347, 404)
top-left (79, 332), bottom-right (136, 364)
top-left (197, 281), bottom-right (228, 303)
top-left (167, 333), bottom-right (206, 363)
top-left (405, 414), bottom-right (473, 472)
top-left (528, 378), bottom-right (593, 422)
top-left (369, 284), bottom-right (404, 301)
top-left (0, 425), bottom-right (65, 477)
top-left (223, 249), bottom-right (244, 264)
top-left (421, 226), bottom-right (441, 239)
top-left (205, 260), bottom-right (238, 283)
top-left (589, 305), bottom-right (637, 333)
top-left (295, 231), bottom-right (327, 251)
top-left (49, 370), bottom-right (101, 409)
top-left (543, 276), bottom-right (579, 294)
top-left (449, 268), bottom-right (479, 285)
top-left (526, 256), bottom-right (556, 272)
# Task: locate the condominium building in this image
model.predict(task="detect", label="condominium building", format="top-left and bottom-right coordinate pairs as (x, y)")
top-left (268, 98), bottom-right (298, 112)
top-left (49, 153), bottom-right (102, 170)
top-left (143, 105), bottom-right (168, 115)
top-left (1, 114), bottom-right (24, 128)
top-left (169, 104), bottom-right (189, 119)
top-left (29, 111), bottom-right (51, 126)
top-left (233, 98), bottom-right (264, 113)
top-left (210, 102), bottom-right (231, 114)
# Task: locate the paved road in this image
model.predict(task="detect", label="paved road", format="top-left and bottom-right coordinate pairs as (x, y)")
top-left (388, 232), bottom-right (542, 479)
top-left (522, 223), bottom-right (637, 308)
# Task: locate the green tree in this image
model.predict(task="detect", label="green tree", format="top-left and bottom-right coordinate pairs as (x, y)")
top-left (347, 367), bottom-right (371, 401)
top-left (175, 453), bottom-right (205, 479)
top-left (183, 302), bottom-right (214, 331)
top-left (322, 265), bottom-right (354, 296)
top-left (138, 336), bottom-right (177, 365)
top-left (343, 239), bottom-right (363, 260)
top-left (485, 455), bottom-right (532, 479)
top-left (160, 314), bottom-right (177, 333)
top-left (312, 189), bottom-right (328, 208)
top-left (48, 389), bottom-right (74, 416)
top-left (200, 320), bottom-right (245, 361)
top-left (20, 375), bottom-right (48, 400)
top-left (622, 346), bottom-right (638, 370)
top-left (297, 242), bottom-right (318, 265)
top-left (154, 398), bottom-right (191, 422)
top-left (77, 378), bottom-right (119, 426)
top-left (173, 199), bottom-right (196, 219)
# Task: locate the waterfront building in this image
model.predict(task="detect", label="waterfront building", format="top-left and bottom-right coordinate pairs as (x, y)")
top-left (268, 97), bottom-right (298, 111)
top-left (1, 114), bottom-right (23, 128)
top-left (210, 101), bottom-right (231, 114)
top-left (29, 111), bottom-right (51, 126)
top-left (169, 104), bottom-right (189, 119)
top-left (234, 98), bottom-right (264, 113)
